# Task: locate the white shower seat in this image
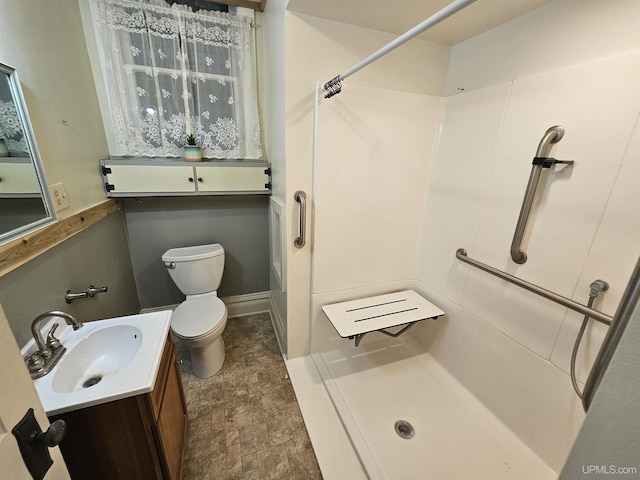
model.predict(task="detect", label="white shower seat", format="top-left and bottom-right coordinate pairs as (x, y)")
top-left (322, 290), bottom-right (444, 346)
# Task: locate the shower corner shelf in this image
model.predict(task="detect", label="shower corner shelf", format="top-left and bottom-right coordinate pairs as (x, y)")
top-left (322, 290), bottom-right (444, 347)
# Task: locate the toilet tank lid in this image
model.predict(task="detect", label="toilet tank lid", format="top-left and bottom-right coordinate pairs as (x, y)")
top-left (162, 243), bottom-right (224, 262)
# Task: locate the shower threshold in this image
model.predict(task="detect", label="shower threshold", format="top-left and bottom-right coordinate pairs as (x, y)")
top-left (289, 337), bottom-right (555, 480)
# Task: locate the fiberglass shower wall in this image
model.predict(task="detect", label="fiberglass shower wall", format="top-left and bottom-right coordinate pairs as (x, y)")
top-left (310, 84), bottom-right (443, 353)
top-left (416, 51), bottom-right (640, 471)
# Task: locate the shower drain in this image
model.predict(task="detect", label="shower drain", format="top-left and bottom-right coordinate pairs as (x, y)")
top-left (82, 375), bottom-right (103, 388)
top-left (394, 420), bottom-right (414, 439)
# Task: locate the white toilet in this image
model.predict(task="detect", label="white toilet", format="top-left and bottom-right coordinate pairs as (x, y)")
top-left (162, 243), bottom-right (228, 378)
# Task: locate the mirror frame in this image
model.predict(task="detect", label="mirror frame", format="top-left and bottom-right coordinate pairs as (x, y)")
top-left (0, 62), bottom-right (56, 245)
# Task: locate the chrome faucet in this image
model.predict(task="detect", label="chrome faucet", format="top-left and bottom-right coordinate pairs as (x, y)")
top-left (26, 311), bottom-right (83, 379)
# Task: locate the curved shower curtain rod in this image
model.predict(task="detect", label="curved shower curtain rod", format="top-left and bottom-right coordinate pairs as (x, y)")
top-left (322, 0), bottom-right (476, 99)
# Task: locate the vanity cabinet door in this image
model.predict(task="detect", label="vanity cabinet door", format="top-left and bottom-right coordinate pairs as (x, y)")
top-left (49, 335), bottom-right (186, 480)
top-left (154, 347), bottom-right (187, 480)
top-left (50, 395), bottom-right (164, 479)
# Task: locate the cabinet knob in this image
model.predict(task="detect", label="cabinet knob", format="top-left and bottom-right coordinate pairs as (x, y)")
top-left (197, 177), bottom-right (203, 183)
top-left (188, 177), bottom-right (194, 183)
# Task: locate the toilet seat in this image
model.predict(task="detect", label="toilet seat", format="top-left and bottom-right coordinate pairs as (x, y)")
top-left (171, 294), bottom-right (227, 340)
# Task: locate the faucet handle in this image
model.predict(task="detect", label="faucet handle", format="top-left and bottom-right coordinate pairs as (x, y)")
top-left (25, 352), bottom-right (45, 371)
top-left (46, 324), bottom-right (62, 350)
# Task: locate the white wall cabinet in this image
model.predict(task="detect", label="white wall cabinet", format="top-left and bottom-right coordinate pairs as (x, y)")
top-left (100, 159), bottom-right (271, 196)
top-left (0, 160), bottom-right (41, 196)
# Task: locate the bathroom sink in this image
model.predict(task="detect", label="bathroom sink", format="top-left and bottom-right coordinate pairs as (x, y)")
top-left (27, 310), bottom-right (172, 415)
top-left (52, 325), bottom-right (143, 394)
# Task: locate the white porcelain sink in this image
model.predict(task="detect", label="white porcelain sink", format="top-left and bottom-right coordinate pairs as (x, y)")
top-left (52, 324), bottom-right (143, 394)
top-left (28, 310), bottom-right (172, 415)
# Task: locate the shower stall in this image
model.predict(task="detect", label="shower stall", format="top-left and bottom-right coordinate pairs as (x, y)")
top-left (302, 48), bottom-right (640, 477)
top-left (262, 1), bottom-right (640, 478)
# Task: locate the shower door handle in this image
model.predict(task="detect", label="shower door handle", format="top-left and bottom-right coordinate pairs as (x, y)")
top-left (294, 190), bottom-right (306, 248)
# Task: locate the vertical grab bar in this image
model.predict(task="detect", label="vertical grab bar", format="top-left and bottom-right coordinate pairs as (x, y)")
top-left (510, 125), bottom-right (572, 264)
top-left (294, 191), bottom-right (306, 248)
top-left (582, 255), bottom-right (640, 411)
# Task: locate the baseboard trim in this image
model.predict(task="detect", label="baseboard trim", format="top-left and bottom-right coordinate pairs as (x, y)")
top-left (222, 291), bottom-right (271, 318)
top-left (269, 295), bottom-right (287, 356)
top-left (141, 291), bottom-right (271, 319)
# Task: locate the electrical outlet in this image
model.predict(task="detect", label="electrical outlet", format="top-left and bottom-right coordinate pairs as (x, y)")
top-left (49, 182), bottom-right (70, 211)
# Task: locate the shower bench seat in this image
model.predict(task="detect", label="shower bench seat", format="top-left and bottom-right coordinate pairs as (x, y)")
top-left (322, 290), bottom-right (444, 346)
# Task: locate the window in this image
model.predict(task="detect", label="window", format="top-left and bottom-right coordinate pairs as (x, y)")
top-left (89, 0), bottom-right (262, 159)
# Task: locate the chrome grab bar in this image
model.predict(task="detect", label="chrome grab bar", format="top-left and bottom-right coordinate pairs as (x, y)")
top-left (456, 248), bottom-right (640, 412)
top-left (456, 248), bottom-right (612, 326)
top-left (510, 126), bottom-right (573, 264)
top-left (294, 190), bottom-right (306, 248)
top-left (583, 255), bottom-right (640, 411)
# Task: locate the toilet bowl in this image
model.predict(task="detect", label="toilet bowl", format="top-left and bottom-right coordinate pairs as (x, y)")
top-left (162, 244), bottom-right (228, 378)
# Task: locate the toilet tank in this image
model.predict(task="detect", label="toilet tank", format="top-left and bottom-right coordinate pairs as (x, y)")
top-left (162, 244), bottom-right (225, 295)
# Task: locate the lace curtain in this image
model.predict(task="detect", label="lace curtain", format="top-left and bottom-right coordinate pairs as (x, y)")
top-left (89, 0), bottom-right (262, 159)
top-left (0, 76), bottom-right (29, 154)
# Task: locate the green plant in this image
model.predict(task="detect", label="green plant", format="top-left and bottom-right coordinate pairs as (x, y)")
top-left (186, 134), bottom-right (197, 146)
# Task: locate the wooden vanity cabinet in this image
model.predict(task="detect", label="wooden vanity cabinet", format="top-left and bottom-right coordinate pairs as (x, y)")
top-left (49, 335), bottom-right (187, 480)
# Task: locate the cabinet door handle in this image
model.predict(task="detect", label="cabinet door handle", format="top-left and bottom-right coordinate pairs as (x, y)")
top-left (294, 190), bottom-right (306, 248)
top-left (188, 177), bottom-right (194, 183)
top-left (197, 177), bottom-right (203, 183)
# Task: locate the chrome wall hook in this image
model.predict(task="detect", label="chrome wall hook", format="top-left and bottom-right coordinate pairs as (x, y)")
top-left (65, 285), bottom-right (108, 303)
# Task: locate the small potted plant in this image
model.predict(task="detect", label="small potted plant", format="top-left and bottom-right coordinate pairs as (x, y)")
top-left (184, 133), bottom-right (202, 162)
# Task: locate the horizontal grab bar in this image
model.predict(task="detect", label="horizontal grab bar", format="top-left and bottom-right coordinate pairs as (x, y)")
top-left (456, 249), bottom-right (612, 326)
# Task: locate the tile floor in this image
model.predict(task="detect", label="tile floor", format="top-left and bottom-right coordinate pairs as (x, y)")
top-left (176, 312), bottom-right (323, 480)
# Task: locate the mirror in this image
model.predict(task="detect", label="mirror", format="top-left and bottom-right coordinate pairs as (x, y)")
top-left (0, 62), bottom-right (54, 244)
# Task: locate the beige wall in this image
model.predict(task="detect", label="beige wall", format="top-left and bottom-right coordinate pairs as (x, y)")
top-left (0, 3), bottom-right (119, 475)
top-left (0, 0), bottom-right (109, 220)
top-left (257, 0), bottom-right (287, 202)
top-left (257, 0), bottom-right (289, 351)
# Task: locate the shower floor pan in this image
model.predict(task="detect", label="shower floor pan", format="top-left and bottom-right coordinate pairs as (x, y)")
top-left (310, 338), bottom-right (555, 480)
